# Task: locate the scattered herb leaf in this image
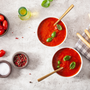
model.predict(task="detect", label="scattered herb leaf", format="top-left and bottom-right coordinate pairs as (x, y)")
top-left (41, 0), bottom-right (50, 8)
top-left (51, 31), bottom-right (56, 38)
top-left (56, 24), bottom-right (62, 30)
top-left (49, 0), bottom-right (53, 2)
top-left (64, 55), bottom-right (71, 61)
top-left (70, 62), bottom-right (76, 69)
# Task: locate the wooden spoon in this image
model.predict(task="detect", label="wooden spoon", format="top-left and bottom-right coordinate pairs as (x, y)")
top-left (37, 67), bottom-right (63, 82)
top-left (54, 4), bottom-right (74, 26)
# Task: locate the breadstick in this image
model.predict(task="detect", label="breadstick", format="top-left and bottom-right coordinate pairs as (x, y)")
top-left (84, 29), bottom-right (90, 38)
top-left (76, 33), bottom-right (90, 48)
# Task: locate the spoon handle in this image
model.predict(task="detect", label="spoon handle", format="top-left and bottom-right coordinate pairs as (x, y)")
top-left (54, 4), bottom-right (74, 25)
top-left (37, 67), bottom-right (63, 82)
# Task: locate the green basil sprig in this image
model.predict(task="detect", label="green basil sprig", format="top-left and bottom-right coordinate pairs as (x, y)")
top-left (46, 37), bottom-right (52, 42)
top-left (46, 31), bottom-right (56, 42)
top-left (49, 0), bottom-right (53, 2)
top-left (41, 0), bottom-right (53, 8)
top-left (57, 60), bottom-right (61, 68)
top-left (57, 60), bottom-right (60, 64)
top-left (56, 24), bottom-right (62, 30)
top-left (64, 55), bottom-right (71, 61)
top-left (57, 65), bottom-right (60, 68)
top-left (51, 31), bottom-right (56, 38)
top-left (70, 62), bottom-right (76, 69)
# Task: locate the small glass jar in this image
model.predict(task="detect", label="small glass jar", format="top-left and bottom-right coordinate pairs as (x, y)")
top-left (18, 7), bottom-right (31, 20)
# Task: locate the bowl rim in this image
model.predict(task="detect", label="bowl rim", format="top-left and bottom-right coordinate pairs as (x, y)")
top-left (52, 47), bottom-right (83, 78)
top-left (0, 60), bottom-right (12, 78)
top-left (37, 17), bottom-right (67, 47)
top-left (0, 13), bottom-right (9, 37)
top-left (12, 51), bottom-right (29, 69)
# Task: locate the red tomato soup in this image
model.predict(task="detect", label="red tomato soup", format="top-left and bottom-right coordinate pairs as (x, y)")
top-left (52, 48), bottom-right (82, 77)
top-left (37, 17), bottom-right (66, 46)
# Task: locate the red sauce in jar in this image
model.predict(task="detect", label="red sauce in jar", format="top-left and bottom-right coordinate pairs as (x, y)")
top-left (37, 17), bottom-right (66, 46)
top-left (52, 48), bottom-right (82, 77)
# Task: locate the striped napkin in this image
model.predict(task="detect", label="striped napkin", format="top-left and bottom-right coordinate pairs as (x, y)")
top-left (75, 24), bottom-right (90, 60)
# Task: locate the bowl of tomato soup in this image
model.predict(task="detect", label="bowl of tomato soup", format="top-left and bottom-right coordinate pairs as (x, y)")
top-left (37, 17), bottom-right (67, 47)
top-left (52, 47), bottom-right (82, 77)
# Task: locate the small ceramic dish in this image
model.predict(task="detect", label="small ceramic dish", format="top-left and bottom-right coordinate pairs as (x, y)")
top-left (0, 60), bottom-right (12, 78)
top-left (0, 13), bottom-right (9, 36)
top-left (52, 47), bottom-right (83, 78)
top-left (12, 52), bottom-right (29, 69)
top-left (37, 17), bottom-right (67, 47)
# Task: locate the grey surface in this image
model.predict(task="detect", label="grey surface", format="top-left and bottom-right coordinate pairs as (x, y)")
top-left (0, 0), bottom-right (90, 90)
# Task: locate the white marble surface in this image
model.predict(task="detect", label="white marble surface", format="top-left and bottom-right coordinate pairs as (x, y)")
top-left (0, 0), bottom-right (90, 90)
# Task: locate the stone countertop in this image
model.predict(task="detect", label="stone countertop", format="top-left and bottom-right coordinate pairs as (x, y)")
top-left (0, 0), bottom-right (90, 90)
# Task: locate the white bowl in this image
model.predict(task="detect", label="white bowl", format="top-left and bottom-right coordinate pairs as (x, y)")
top-left (37, 17), bottom-right (67, 47)
top-left (52, 47), bottom-right (83, 78)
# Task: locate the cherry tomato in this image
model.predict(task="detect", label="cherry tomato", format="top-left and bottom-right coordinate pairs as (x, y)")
top-left (0, 22), bottom-right (1, 25)
top-left (0, 29), bottom-right (5, 35)
top-left (0, 50), bottom-right (5, 57)
top-left (0, 25), bottom-right (3, 29)
top-left (3, 20), bottom-right (8, 30)
top-left (0, 15), bottom-right (4, 22)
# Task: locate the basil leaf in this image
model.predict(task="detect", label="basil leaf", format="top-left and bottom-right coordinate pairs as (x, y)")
top-left (46, 37), bottom-right (52, 42)
top-left (70, 62), bottom-right (76, 69)
top-left (41, 0), bottom-right (50, 8)
top-left (56, 24), bottom-right (62, 30)
top-left (49, 0), bottom-right (53, 2)
top-left (51, 31), bottom-right (56, 38)
top-left (57, 65), bottom-right (60, 68)
top-left (64, 55), bottom-right (71, 61)
top-left (57, 60), bottom-right (60, 64)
